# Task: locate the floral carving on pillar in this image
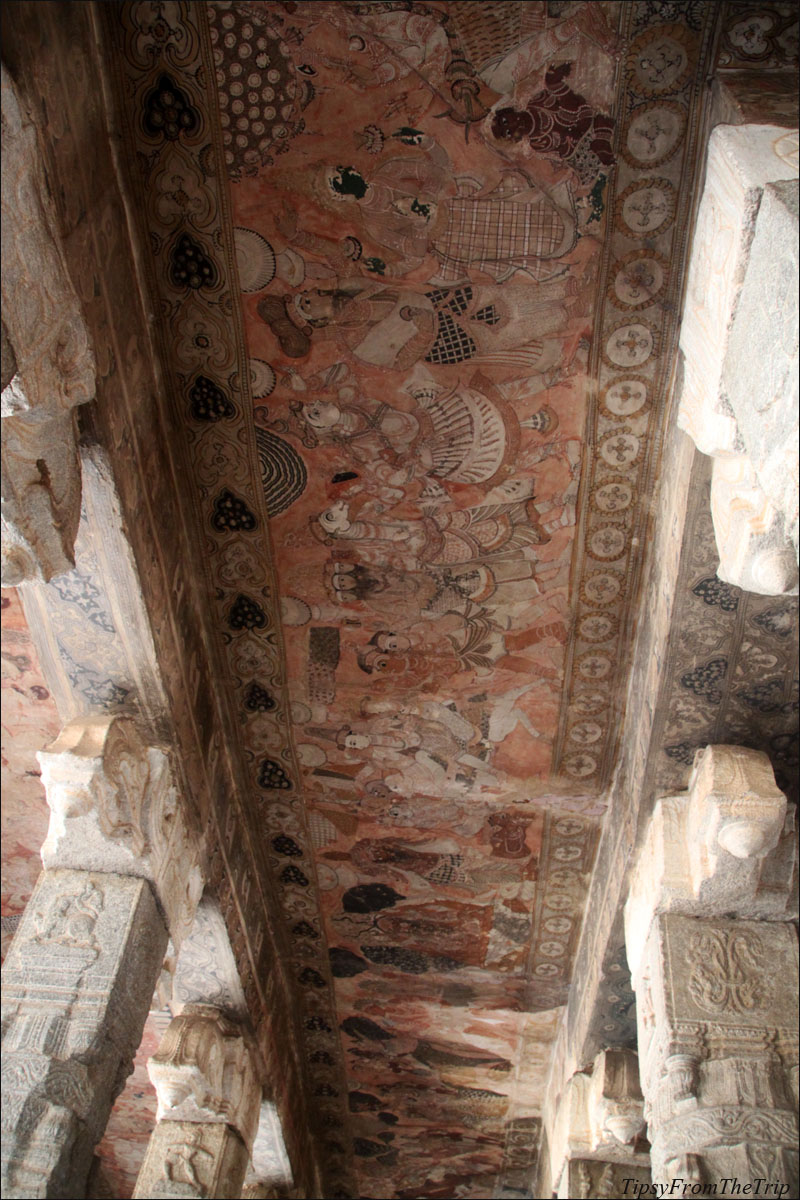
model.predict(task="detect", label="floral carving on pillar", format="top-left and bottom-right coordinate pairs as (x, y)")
top-left (625, 745), bottom-right (799, 1188)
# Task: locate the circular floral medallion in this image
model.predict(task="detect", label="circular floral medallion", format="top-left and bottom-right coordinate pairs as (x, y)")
top-left (562, 751), bottom-right (599, 779)
top-left (601, 376), bottom-right (650, 417)
top-left (581, 571), bottom-right (623, 607)
top-left (609, 249), bottom-right (669, 310)
top-left (617, 178), bottom-right (676, 236)
top-left (623, 100), bottom-right (687, 168)
top-left (592, 477), bottom-right (636, 514)
top-left (577, 651), bottom-right (613, 680)
top-left (578, 611), bottom-right (619, 642)
top-left (603, 321), bottom-right (659, 368)
top-left (570, 690), bottom-right (608, 716)
top-left (588, 522), bottom-right (628, 561)
top-left (568, 720), bottom-right (604, 748)
top-left (599, 427), bottom-right (642, 468)
top-left (627, 24), bottom-right (695, 96)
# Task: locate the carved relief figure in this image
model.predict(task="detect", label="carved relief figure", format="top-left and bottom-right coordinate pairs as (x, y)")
top-left (258, 274), bottom-right (587, 375)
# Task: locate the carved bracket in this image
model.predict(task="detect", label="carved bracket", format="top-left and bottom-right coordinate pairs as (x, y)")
top-left (37, 715), bottom-right (204, 948)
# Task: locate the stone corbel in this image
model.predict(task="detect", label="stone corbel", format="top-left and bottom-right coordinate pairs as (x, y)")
top-left (37, 714), bottom-right (204, 950)
top-left (548, 1049), bottom-right (649, 1192)
top-left (147, 1005), bottom-right (261, 1154)
top-left (625, 745), bottom-right (796, 978)
top-left (1, 64), bottom-right (94, 586)
top-left (587, 1050), bottom-right (646, 1151)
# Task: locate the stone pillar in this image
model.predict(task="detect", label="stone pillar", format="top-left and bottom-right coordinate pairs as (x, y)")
top-left (1, 715), bottom-right (204, 1198)
top-left (1, 869), bottom-right (167, 1198)
top-left (625, 745), bottom-right (799, 1189)
top-left (677, 124), bottom-right (798, 594)
top-left (547, 1048), bottom-right (651, 1198)
top-left (133, 1005), bottom-right (261, 1200)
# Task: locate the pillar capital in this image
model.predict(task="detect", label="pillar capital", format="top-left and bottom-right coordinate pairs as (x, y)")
top-left (625, 745), bottom-right (796, 977)
top-left (147, 1004), bottom-right (261, 1152)
top-left (38, 715), bottom-right (204, 949)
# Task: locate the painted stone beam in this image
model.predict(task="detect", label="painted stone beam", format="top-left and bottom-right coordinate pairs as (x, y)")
top-left (678, 124), bottom-right (799, 595)
top-left (0, 64), bottom-right (94, 586)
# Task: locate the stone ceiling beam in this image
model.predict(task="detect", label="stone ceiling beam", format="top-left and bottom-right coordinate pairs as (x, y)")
top-left (1, 63), bottom-right (95, 588)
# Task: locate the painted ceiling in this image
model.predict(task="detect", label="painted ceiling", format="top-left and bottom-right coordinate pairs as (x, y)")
top-left (3, 2), bottom-right (798, 1198)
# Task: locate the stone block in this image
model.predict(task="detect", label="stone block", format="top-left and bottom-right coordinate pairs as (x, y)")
top-left (557, 1158), bottom-right (651, 1200)
top-left (722, 178), bottom-right (799, 562)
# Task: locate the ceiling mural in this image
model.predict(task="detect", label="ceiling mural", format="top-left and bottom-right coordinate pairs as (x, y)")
top-left (98, 2), bottom-right (727, 1195)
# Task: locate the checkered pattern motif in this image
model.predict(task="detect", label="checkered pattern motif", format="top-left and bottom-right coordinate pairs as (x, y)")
top-left (434, 199), bottom-right (564, 283)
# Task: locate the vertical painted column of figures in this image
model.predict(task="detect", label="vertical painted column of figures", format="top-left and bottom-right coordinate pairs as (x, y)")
top-left (133, 1006), bottom-right (261, 1199)
top-left (545, 1048), bottom-right (651, 1198)
top-left (1, 715), bottom-right (203, 1197)
top-left (625, 745), bottom-right (799, 1189)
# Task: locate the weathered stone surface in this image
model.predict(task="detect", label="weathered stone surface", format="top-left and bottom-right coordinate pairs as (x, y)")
top-left (722, 178), bottom-right (799, 561)
top-left (630, 913), bottom-right (798, 1185)
top-left (1, 64), bottom-right (94, 586)
top-left (625, 745), bottom-right (797, 976)
top-left (147, 1005), bottom-right (261, 1151)
top-left (243, 1099), bottom-right (294, 1196)
top-left (678, 124), bottom-right (799, 595)
top-left (132, 1120), bottom-right (250, 1200)
top-left (38, 715), bottom-right (204, 950)
top-left (557, 1157), bottom-right (651, 1200)
top-left (1, 868), bottom-right (168, 1198)
top-left (546, 1049), bottom-right (648, 1193)
top-left (172, 895), bottom-right (247, 1020)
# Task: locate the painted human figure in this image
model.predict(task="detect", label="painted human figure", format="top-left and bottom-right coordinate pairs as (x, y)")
top-left (259, 275), bottom-right (587, 375)
top-left (315, 149), bottom-right (578, 284)
top-left (295, 369), bottom-right (519, 491)
top-left (311, 495), bottom-right (550, 572)
top-left (491, 61), bottom-right (615, 187)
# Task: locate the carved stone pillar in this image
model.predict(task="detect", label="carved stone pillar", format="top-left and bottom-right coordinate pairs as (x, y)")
top-left (625, 746), bottom-right (799, 1189)
top-left (1, 868), bottom-right (168, 1198)
top-left (547, 1049), bottom-right (650, 1198)
top-left (133, 1005), bottom-right (261, 1200)
top-left (1, 715), bottom-right (204, 1197)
